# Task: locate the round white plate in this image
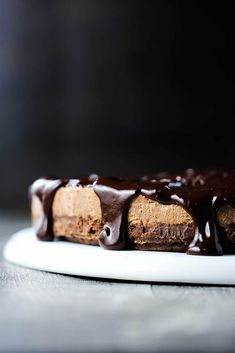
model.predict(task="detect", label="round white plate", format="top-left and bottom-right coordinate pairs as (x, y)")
top-left (3, 228), bottom-right (235, 284)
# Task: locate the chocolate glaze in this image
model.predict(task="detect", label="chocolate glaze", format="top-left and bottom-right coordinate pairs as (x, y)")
top-left (93, 177), bottom-right (136, 249)
top-left (30, 169), bottom-right (235, 256)
top-left (30, 175), bottom-right (97, 241)
top-left (30, 177), bottom-right (68, 240)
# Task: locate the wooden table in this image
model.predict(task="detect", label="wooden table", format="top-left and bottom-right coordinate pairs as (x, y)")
top-left (1, 214), bottom-right (235, 353)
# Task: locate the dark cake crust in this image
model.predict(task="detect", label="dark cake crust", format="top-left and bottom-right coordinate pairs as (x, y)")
top-left (53, 215), bottom-right (102, 245)
top-left (127, 223), bottom-right (195, 251)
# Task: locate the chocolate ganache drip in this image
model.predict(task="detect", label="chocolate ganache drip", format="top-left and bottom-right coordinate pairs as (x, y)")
top-left (30, 175), bottom-right (98, 240)
top-left (94, 169), bottom-right (235, 255)
top-left (93, 177), bottom-right (137, 249)
top-left (30, 177), bottom-right (68, 240)
top-left (30, 169), bottom-right (235, 256)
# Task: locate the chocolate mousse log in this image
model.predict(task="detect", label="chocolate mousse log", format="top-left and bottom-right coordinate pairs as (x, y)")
top-left (52, 185), bottom-right (102, 245)
top-left (127, 195), bottom-right (194, 251)
top-left (31, 182), bottom-right (103, 245)
top-left (31, 182), bottom-right (195, 251)
top-left (30, 172), bottom-right (235, 253)
top-left (55, 190), bottom-right (197, 251)
top-left (216, 205), bottom-right (235, 253)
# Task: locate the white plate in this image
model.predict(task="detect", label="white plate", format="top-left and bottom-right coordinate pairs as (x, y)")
top-left (3, 228), bottom-right (235, 285)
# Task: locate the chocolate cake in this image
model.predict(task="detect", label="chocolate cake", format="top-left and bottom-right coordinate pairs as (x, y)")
top-left (30, 169), bottom-right (235, 256)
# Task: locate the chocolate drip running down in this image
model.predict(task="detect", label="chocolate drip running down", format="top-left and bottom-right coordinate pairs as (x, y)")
top-left (30, 169), bottom-right (235, 256)
top-left (30, 174), bottom-right (97, 241)
top-left (93, 177), bottom-right (137, 250)
top-left (30, 177), bottom-right (68, 240)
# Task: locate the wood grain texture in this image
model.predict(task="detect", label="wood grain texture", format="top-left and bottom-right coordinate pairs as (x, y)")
top-left (1, 214), bottom-right (235, 353)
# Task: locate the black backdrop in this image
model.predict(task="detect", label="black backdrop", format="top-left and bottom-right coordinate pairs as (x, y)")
top-left (0, 0), bottom-right (235, 209)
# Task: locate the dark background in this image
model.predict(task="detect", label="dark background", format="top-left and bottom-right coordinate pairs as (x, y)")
top-left (0, 0), bottom-right (235, 210)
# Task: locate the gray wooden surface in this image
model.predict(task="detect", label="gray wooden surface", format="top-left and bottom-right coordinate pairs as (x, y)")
top-left (1, 214), bottom-right (235, 353)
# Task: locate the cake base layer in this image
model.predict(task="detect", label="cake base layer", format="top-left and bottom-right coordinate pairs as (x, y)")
top-left (127, 223), bottom-right (195, 251)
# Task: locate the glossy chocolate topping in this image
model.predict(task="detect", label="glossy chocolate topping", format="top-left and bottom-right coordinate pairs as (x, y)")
top-left (30, 169), bottom-right (235, 255)
top-left (30, 177), bottom-right (68, 240)
top-left (30, 175), bottom-right (96, 241)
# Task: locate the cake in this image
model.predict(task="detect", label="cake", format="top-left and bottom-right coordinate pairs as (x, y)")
top-left (30, 169), bottom-right (235, 256)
